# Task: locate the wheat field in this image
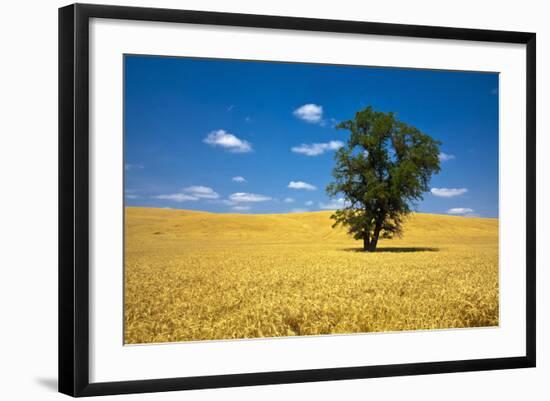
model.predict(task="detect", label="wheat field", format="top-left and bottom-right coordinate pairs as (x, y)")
top-left (124, 207), bottom-right (499, 344)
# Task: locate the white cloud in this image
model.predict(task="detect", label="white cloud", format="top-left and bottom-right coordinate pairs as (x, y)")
top-left (232, 176), bottom-right (246, 183)
top-left (124, 163), bottom-right (144, 171)
top-left (291, 140), bottom-right (344, 156)
top-left (293, 103), bottom-right (323, 124)
top-left (283, 197), bottom-right (295, 203)
top-left (305, 200), bottom-right (314, 206)
top-left (154, 185), bottom-right (219, 202)
top-left (125, 194), bottom-right (139, 200)
top-left (232, 205), bottom-right (251, 211)
top-left (154, 193), bottom-right (198, 202)
top-left (439, 152), bottom-right (455, 162)
top-left (183, 185), bottom-right (219, 199)
top-left (288, 181), bottom-right (317, 191)
top-left (447, 207), bottom-right (474, 215)
top-left (203, 129), bottom-right (252, 153)
top-left (319, 198), bottom-right (347, 210)
top-left (290, 208), bottom-right (308, 213)
top-left (431, 187), bottom-right (468, 198)
top-left (229, 192), bottom-right (272, 202)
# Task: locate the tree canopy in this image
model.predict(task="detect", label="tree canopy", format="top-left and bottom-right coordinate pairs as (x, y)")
top-left (327, 106), bottom-right (441, 251)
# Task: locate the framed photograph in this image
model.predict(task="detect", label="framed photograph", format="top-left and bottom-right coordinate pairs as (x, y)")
top-left (59, 3), bottom-right (536, 397)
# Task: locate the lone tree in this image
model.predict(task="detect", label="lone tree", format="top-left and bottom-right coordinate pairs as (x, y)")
top-left (327, 106), bottom-right (441, 252)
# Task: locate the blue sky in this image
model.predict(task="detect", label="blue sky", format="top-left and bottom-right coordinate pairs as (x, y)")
top-left (124, 55), bottom-right (499, 218)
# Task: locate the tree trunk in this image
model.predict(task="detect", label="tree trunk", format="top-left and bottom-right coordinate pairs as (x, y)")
top-left (369, 226), bottom-right (381, 252)
top-left (363, 232), bottom-right (370, 251)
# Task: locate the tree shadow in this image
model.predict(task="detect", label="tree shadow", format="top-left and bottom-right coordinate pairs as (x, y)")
top-left (342, 246), bottom-right (439, 253)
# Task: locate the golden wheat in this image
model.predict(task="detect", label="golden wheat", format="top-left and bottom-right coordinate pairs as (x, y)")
top-left (124, 207), bottom-right (499, 344)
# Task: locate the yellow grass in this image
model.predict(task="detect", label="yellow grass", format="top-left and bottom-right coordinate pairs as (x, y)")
top-left (124, 207), bottom-right (499, 344)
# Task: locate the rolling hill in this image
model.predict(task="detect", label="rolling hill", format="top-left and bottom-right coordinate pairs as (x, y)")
top-left (124, 207), bottom-right (499, 344)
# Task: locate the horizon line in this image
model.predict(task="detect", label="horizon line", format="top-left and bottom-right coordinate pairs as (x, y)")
top-left (124, 206), bottom-right (498, 219)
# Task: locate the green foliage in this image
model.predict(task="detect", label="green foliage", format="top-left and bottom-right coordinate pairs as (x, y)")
top-left (327, 106), bottom-right (441, 251)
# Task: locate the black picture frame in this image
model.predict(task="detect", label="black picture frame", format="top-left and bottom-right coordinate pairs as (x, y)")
top-left (59, 3), bottom-right (536, 397)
